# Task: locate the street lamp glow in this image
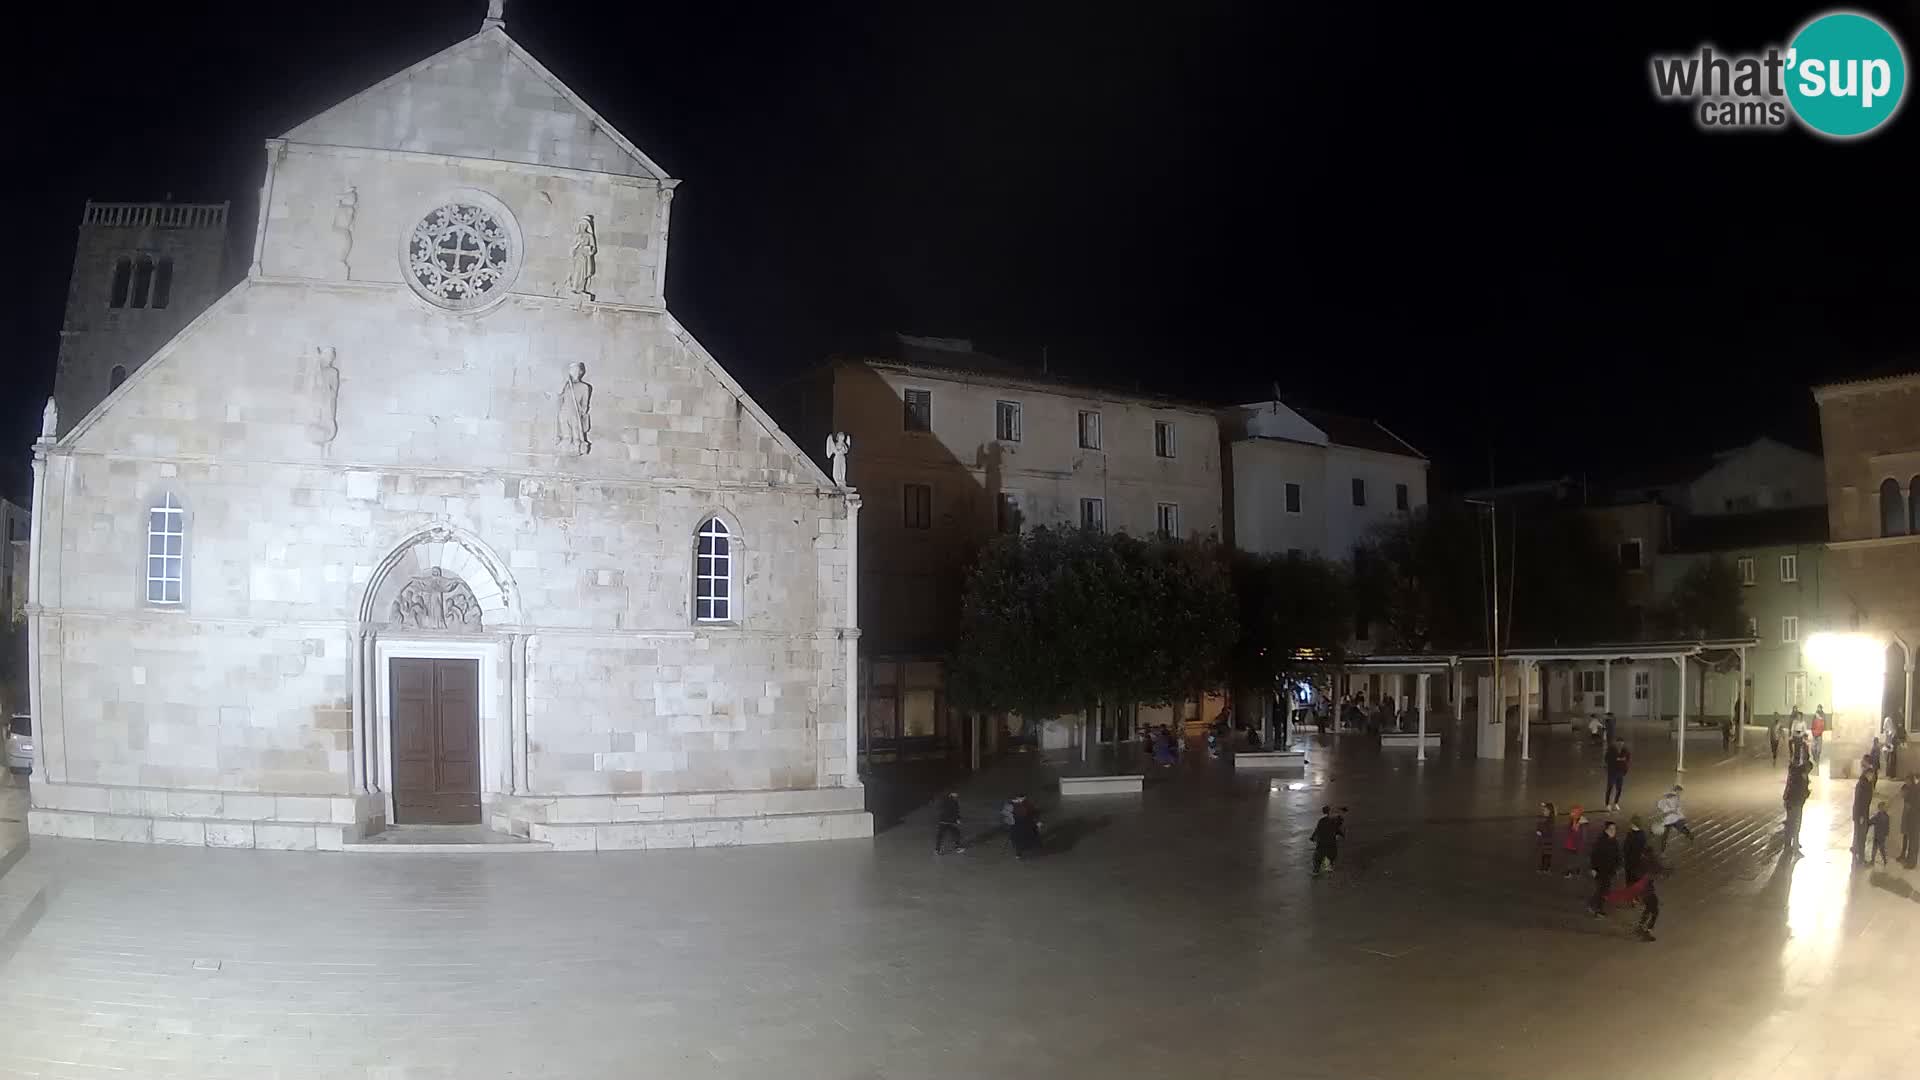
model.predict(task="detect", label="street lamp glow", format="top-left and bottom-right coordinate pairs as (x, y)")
top-left (1803, 632), bottom-right (1885, 711)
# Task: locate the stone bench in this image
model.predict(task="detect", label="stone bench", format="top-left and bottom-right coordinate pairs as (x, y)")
top-left (1379, 732), bottom-right (1440, 749)
top-left (1234, 751), bottom-right (1307, 770)
top-left (1058, 774), bottom-right (1145, 796)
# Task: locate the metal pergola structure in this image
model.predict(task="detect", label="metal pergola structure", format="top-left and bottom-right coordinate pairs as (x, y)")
top-left (1309, 638), bottom-right (1758, 771)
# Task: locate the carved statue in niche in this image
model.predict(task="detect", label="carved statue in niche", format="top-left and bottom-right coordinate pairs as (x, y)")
top-left (825, 431), bottom-right (852, 487)
top-left (40, 397), bottom-right (57, 441)
top-left (556, 362), bottom-right (593, 456)
top-left (307, 346), bottom-right (340, 448)
top-left (566, 215), bottom-right (597, 300)
top-left (332, 187), bottom-right (357, 278)
top-left (389, 568), bottom-right (484, 631)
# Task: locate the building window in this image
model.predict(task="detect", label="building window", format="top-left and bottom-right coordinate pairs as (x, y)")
top-left (1781, 615), bottom-right (1799, 643)
top-left (1880, 477), bottom-right (1907, 537)
top-left (146, 493), bottom-right (185, 605)
top-left (150, 257), bottom-right (174, 309)
top-left (1395, 483), bottom-right (1409, 511)
top-left (997, 491), bottom-right (1023, 534)
top-left (1779, 554), bottom-right (1798, 583)
top-left (1285, 482), bottom-right (1302, 514)
top-left (903, 388), bottom-right (933, 433)
top-left (109, 257), bottom-right (133, 308)
top-left (1632, 670), bottom-right (1650, 702)
top-left (903, 483), bottom-right (933, 530)
top-left (1787, 671), bottom-right (1807, 708)
top-left (694, 517), bottom-right (733, 622)
top-left (1156, 502), bottom-right (1180, 538)
top-left (1351, 478), bottom-right (1366, 507)
top-left (129, 255), bottom-right (155, 309)
top-left (109, 365), bottom-right (128, 390)
top-left (1577, 669), bottom-right (1606, 707)
top-left (994, 400), bottom-right (1022, 443)
top-left (1619, 539), bottom-right (1643, 571)
top-left (1746, 616), bottom-right (1759, 639)
top-left (1154, 420), bottom-right (1176, 459)
top-left (1736, 557), bottom-right (1755, 585)
top-left (1077, 411), bottom-right (1102, 451)
top-left (1079, 497), bottom-right (1105, 532)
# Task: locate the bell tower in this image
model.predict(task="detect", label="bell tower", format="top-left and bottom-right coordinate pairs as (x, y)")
top-left (51, 200), bottom-right (230, 435)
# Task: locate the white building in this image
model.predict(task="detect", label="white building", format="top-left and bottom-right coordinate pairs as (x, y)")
top-left (23, 9), bottom-right (870, 851)
top-left (782, 337), bottom-right (1227, 754)
top-left (1223, 393), bottom-right (1427, 562)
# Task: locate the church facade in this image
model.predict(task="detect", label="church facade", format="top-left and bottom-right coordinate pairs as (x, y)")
top-left (23, 14), bottom-right (871, 850)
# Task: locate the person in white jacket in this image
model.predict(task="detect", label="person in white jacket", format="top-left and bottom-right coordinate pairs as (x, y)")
top-left (1655, 785), bottom-right (1695, 852)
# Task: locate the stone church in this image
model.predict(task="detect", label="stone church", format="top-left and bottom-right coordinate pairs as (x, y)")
top-left (24, 6), bottom-right (871, 850)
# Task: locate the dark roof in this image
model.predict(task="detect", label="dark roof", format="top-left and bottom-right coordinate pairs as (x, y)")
top-left (1666, 506), bottom-right (1829, 554)
top-left (1291, 406), bottom-right (1425, 459)
top-left (834, 335), bottom-right (1221, 412)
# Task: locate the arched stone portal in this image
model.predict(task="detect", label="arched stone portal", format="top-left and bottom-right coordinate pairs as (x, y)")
top-left (350, 525), bottom-right (528, 832)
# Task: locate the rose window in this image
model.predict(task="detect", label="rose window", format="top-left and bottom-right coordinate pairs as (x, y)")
top-left (407, 204), bottom-right (514, 308)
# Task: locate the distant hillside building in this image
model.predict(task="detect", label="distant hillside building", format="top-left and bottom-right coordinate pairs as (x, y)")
top-left (52, 201), bottom-right (231, 436)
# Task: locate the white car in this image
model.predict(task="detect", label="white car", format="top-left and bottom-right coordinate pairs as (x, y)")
top-left (6, 714), bottom-right (31, 772)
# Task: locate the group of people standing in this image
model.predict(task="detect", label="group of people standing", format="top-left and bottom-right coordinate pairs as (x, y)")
top-left (1534, 799), bottom-right (1672, 941)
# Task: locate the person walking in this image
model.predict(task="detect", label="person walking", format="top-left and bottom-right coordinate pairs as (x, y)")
top-left (1603, 739), bottom-right (1632, 811)
top-left (1562, 805), bottom-right (1589, 878)
top-left (934, 791), bottom-right (965, 855)
top-left (1008, 794), bottom-right (1042, 859)
top-left (1782, 763), bottom-right (1811, 856)
top-left (1900, 774), bottom-right (1919, 865)
top-left (1622, 816), bottom-right (1651, 884)
top-left (1811, 708), bottom-right (1827, 764)
top-left (1535, 802), bottom-right (1557, 873)
top-left (1588, 820), bottom-right (1621, 916)
top-left (1787, 729), bottom-right (1811, 771)
top-left (1869, 800), bottom-right (1892, 866)
top-left (1310, 805), bottom-right (1343, 877)
top-left (1769, 715), bottom-right (1782, 766)
top-left (1631, 846), bottom-right (1665, 942)
top-left (1603, 711), bottom-right (1617, 745)
top-left (1655, 785), bottom-right (1695, 852)
top-left (1851, 765), bottom-right (1878, 863)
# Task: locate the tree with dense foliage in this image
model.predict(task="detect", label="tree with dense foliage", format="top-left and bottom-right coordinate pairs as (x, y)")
top-left (1353, 500), bottom-right (1634, 652)
top-left (1660, 556), bottom-right (1747, 639)
top-left (1228, 550), bottom-right (1351, 689)
top-left (950, 527), bottom-right (1237, 719)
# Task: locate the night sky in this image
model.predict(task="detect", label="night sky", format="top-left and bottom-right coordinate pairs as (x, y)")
top-left (4, 0), bottom-right (1914, 503)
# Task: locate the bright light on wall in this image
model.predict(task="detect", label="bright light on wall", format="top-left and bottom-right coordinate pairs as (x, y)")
top-left (1804, 632), bottom-right (1886, 712)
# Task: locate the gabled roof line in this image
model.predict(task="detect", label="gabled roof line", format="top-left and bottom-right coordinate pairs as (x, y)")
top-left (281, 26), bottom-right (672, 181)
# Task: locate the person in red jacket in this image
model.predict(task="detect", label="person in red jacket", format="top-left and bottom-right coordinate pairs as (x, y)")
top-left (1561, 806), bottom-right (1589, 878)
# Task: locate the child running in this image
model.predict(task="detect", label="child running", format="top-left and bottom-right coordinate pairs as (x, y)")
top-left (1561, 806), bottom-right (1588, 878)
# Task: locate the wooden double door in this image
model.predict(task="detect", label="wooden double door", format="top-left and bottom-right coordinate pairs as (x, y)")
top-left (390, 658), bottom-right (481, 824)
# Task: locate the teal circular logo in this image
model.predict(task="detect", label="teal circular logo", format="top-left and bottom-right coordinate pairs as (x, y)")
top-left (1786, 12), bottom-right (1907, 137)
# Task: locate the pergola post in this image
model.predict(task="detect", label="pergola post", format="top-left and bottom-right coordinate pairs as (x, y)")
top-left (1603, 657), bottom-right (1612, 724)
top-left (1520, 660), bottom-right (1532, 761)
top-left (1676, 656), bottom-right (1688, 773)
top-left (1738, 646), bottom-right (1748, 748)
top-left (1451, 662), bottom-right (1463, 726)
top-left (1417, 672), bottom-right (1430, 762)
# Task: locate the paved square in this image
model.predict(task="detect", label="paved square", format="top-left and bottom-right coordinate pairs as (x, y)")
top-left (0, 726), bottom-right (1916, 1080)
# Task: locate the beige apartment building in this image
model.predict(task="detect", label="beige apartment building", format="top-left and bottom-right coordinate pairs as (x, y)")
top-left (1813, 369), bottom-right (1919, 750)
top-left (782, 337), bottom-right (1224, 756)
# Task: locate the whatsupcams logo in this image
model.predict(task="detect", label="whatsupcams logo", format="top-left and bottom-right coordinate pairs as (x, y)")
top-left (1650, 10), bottom-right (1907, 137)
